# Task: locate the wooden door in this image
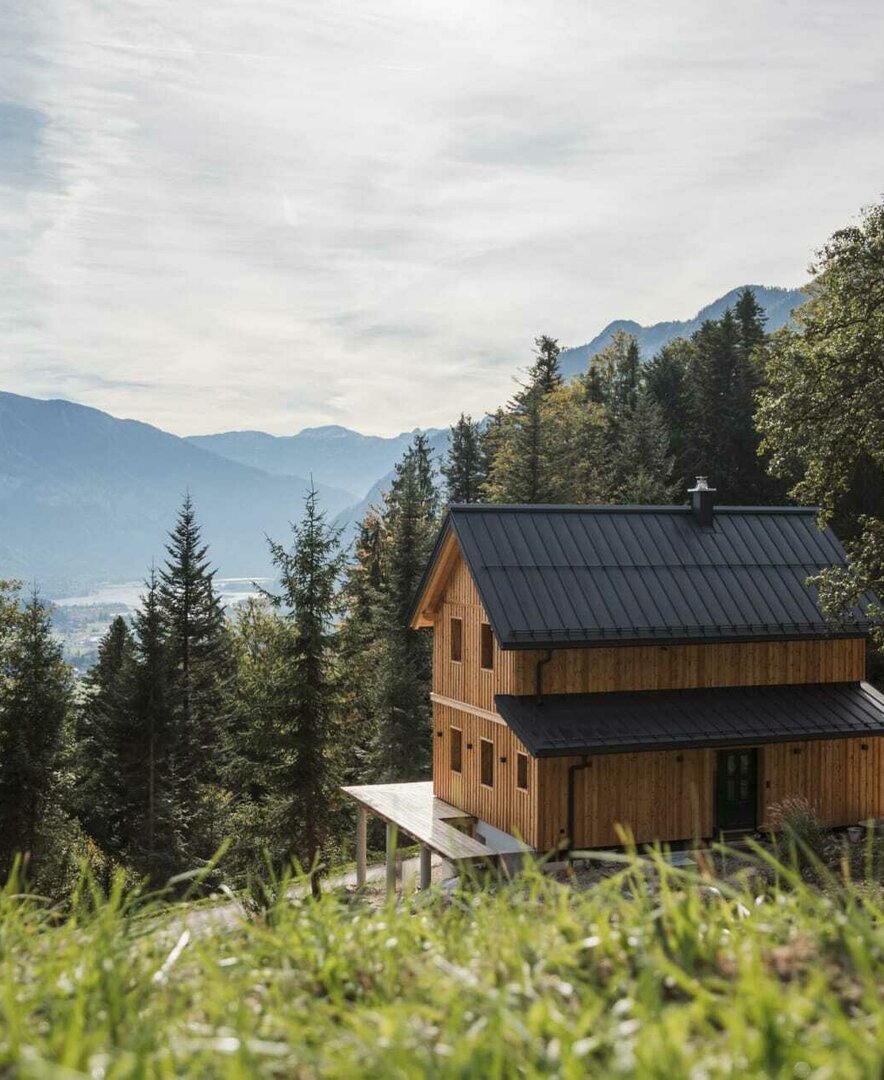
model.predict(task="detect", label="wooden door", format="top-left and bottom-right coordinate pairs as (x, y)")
top-left (715, 748), bottom-right (758, 832)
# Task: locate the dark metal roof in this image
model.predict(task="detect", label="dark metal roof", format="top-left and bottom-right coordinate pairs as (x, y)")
top-left (496, 682), bottom-right (884, 756)
top-left (442, 504), bottom-right (870, 648)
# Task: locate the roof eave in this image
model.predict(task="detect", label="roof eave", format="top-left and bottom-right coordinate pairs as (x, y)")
top-left (529, 725), bottom-right (884, 757)
top-left (496, 629), bottom-right (868, 651)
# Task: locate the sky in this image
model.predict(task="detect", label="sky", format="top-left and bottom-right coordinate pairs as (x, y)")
top-left (2, 1), bottom-right (883, 437)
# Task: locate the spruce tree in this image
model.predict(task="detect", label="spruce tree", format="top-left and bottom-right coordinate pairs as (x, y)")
top-left (686, 309), bottom-right (775, 502)
top-left (0, 591), bottom-right (73, 878)
top-left (338, 510), bottom-right (385, 782)
top-left (259, 486), bottom-right (345, 893)
top-left (608, 331), bottom-right (642, 422)
top-left (685, 315), bottom-right (740, 490)
top-left (643, 339), bottom-right (693, 482)
top-left (734, 287), bottom-right (768, 363)
top-left (158, 494), bottom-right (230, 861)
top-left (443, 414), bottom-right (487, 504)
top-left (369, 435), bottom-right (439, 782)
top-left (74, 616), bottom-right (136, 853)
top-left (128, 570), bottom-right (177, 882)
top-left (542, 378), bottom-right (610, 503)
top-left (585, 361), bottom-right (608, 405)
top-left (485, 336), bottom-right (563, 503)
top-left (614, 394), bottom-right (680, 504)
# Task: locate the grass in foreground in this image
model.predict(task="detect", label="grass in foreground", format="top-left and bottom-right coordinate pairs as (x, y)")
top-left (2, 848), bottom-right (884, 1078)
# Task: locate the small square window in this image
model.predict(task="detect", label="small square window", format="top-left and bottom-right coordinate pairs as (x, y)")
top-left (450, 617), bottom-right (463, 663)
top-left (480, 623), bottom-right (494, 670)
top-left (480, 738), bottom-right (494, 787)
top-left (516, 753), bottom-right (529, 791)
top-left (451, 727), bottom-right (462, 773)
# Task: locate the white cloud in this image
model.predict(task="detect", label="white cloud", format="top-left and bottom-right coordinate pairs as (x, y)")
top-left (2, 0), bottom-right (883, 435)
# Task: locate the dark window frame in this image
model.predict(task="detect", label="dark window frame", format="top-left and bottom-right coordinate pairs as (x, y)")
top-left (450, 616), bottom-right (463, 663)
top-left (480, 738), bottom-right (494, 787)
top-left (480, 622), bottom-right (494, 671)
top-left (516, 752), bottom-right (529, 792)
top-left (450, 726), bottom-right (463, 774)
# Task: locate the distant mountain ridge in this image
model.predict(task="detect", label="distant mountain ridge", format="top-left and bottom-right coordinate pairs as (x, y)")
top-left (187, 424), bottom-right (443, 500)
top-left (0, 393), bottom-right (354, 595)
top-left (558, 285), bottom-right (806, 379)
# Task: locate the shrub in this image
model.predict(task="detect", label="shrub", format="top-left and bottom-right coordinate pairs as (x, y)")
top-left (768, 796), bottom-right (829, 875)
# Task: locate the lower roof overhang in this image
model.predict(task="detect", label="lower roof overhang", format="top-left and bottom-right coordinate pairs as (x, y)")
top-left (496, 681), bottom-right (884, 757)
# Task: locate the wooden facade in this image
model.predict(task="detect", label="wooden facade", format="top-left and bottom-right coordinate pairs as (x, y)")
top-left (433, 702), bottom-right (538, 848)
top-left (425, 548), bottom-right (880, 851)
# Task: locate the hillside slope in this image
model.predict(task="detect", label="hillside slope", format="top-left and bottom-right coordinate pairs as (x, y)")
top-left (0, 393), bottom-right (352, 593)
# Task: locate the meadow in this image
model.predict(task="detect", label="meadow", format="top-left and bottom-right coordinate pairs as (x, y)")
top-left (3, 844), bottom-right (884, 1078)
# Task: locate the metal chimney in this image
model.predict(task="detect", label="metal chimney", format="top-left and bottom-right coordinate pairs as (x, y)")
top-left (688, 477), bottom-right (716, 527)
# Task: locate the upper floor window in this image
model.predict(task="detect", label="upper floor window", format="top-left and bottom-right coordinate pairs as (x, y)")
top-left (517, 752), bottom-right (529, 791)
top-left (450, 617), bottom-right (463, 663)
top-left (480, 738), bottom-right (494, 787)
top-left (480, 622), bottom-right (494, 671)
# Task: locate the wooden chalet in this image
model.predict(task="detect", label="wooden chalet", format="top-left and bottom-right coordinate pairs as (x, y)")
top-left (344, 481), bottom-right (884, 887)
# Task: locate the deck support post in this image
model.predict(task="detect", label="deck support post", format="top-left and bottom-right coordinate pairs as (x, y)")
top-left (355, 805), bottom-right (367, 889)
top-left (419, 845), bottom-right (432, 889)
top-left (385, 823), bottom-right (397, 897)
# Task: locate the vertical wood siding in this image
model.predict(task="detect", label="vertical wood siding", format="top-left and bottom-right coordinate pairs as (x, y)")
top-left (432, 701), bottom-right (538, 848)
top-left (433, 557), bottom-right (517, 712)
top-left (761, 737), bottom-right (884, 827)
top-left (511, 638), bottom-right (866, 695)
top-left (532, 736), bottom-right (884, 851)
top-left (537, 750), bottom-right (714, 850)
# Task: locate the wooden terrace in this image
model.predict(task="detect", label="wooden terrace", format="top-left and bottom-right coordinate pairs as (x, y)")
top-left (342, 781), bottom-right (522, 895)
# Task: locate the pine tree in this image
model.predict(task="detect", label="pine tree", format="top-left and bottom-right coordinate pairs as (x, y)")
top-left (369, 435), bottom-right (439, 782)
top-left (0, 591), bottom-right (73, 878)
top-left (443, 414), bottom-right (487, 503)
top-left (485, 336), bottom-right (563, 503)
top-left (74, 616), bottom-right (136, 853)
top-left (257, 486), bottom-right (345, 893)
top-left (158, 494), bottom-right (230, 861)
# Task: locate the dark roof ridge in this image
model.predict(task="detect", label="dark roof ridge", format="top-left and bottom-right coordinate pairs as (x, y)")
top-left (448, 503), bottom-right (818, 516)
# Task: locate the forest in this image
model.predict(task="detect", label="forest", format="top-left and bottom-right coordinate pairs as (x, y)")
top-left (1, 197), bottom-right (883, 899)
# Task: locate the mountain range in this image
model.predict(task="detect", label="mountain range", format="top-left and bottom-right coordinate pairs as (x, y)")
top-left (0, 284), bottom-right (808, 596)
top-left (558, 285), bottom-right (805, 379)
top-left (0, 393), bottom-right (353, 594)
top-left (186, 425), bottom-right (443, 503)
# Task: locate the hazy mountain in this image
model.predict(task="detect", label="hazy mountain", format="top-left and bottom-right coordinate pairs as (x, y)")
top-left (332, 427), bottom-right (452, 539)
top-left (187, 424), bottom-right (444, 501)
top-left (558, 285), bottom-right (806, 379)
top-left (0, 393), bottom-right (353, 595)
